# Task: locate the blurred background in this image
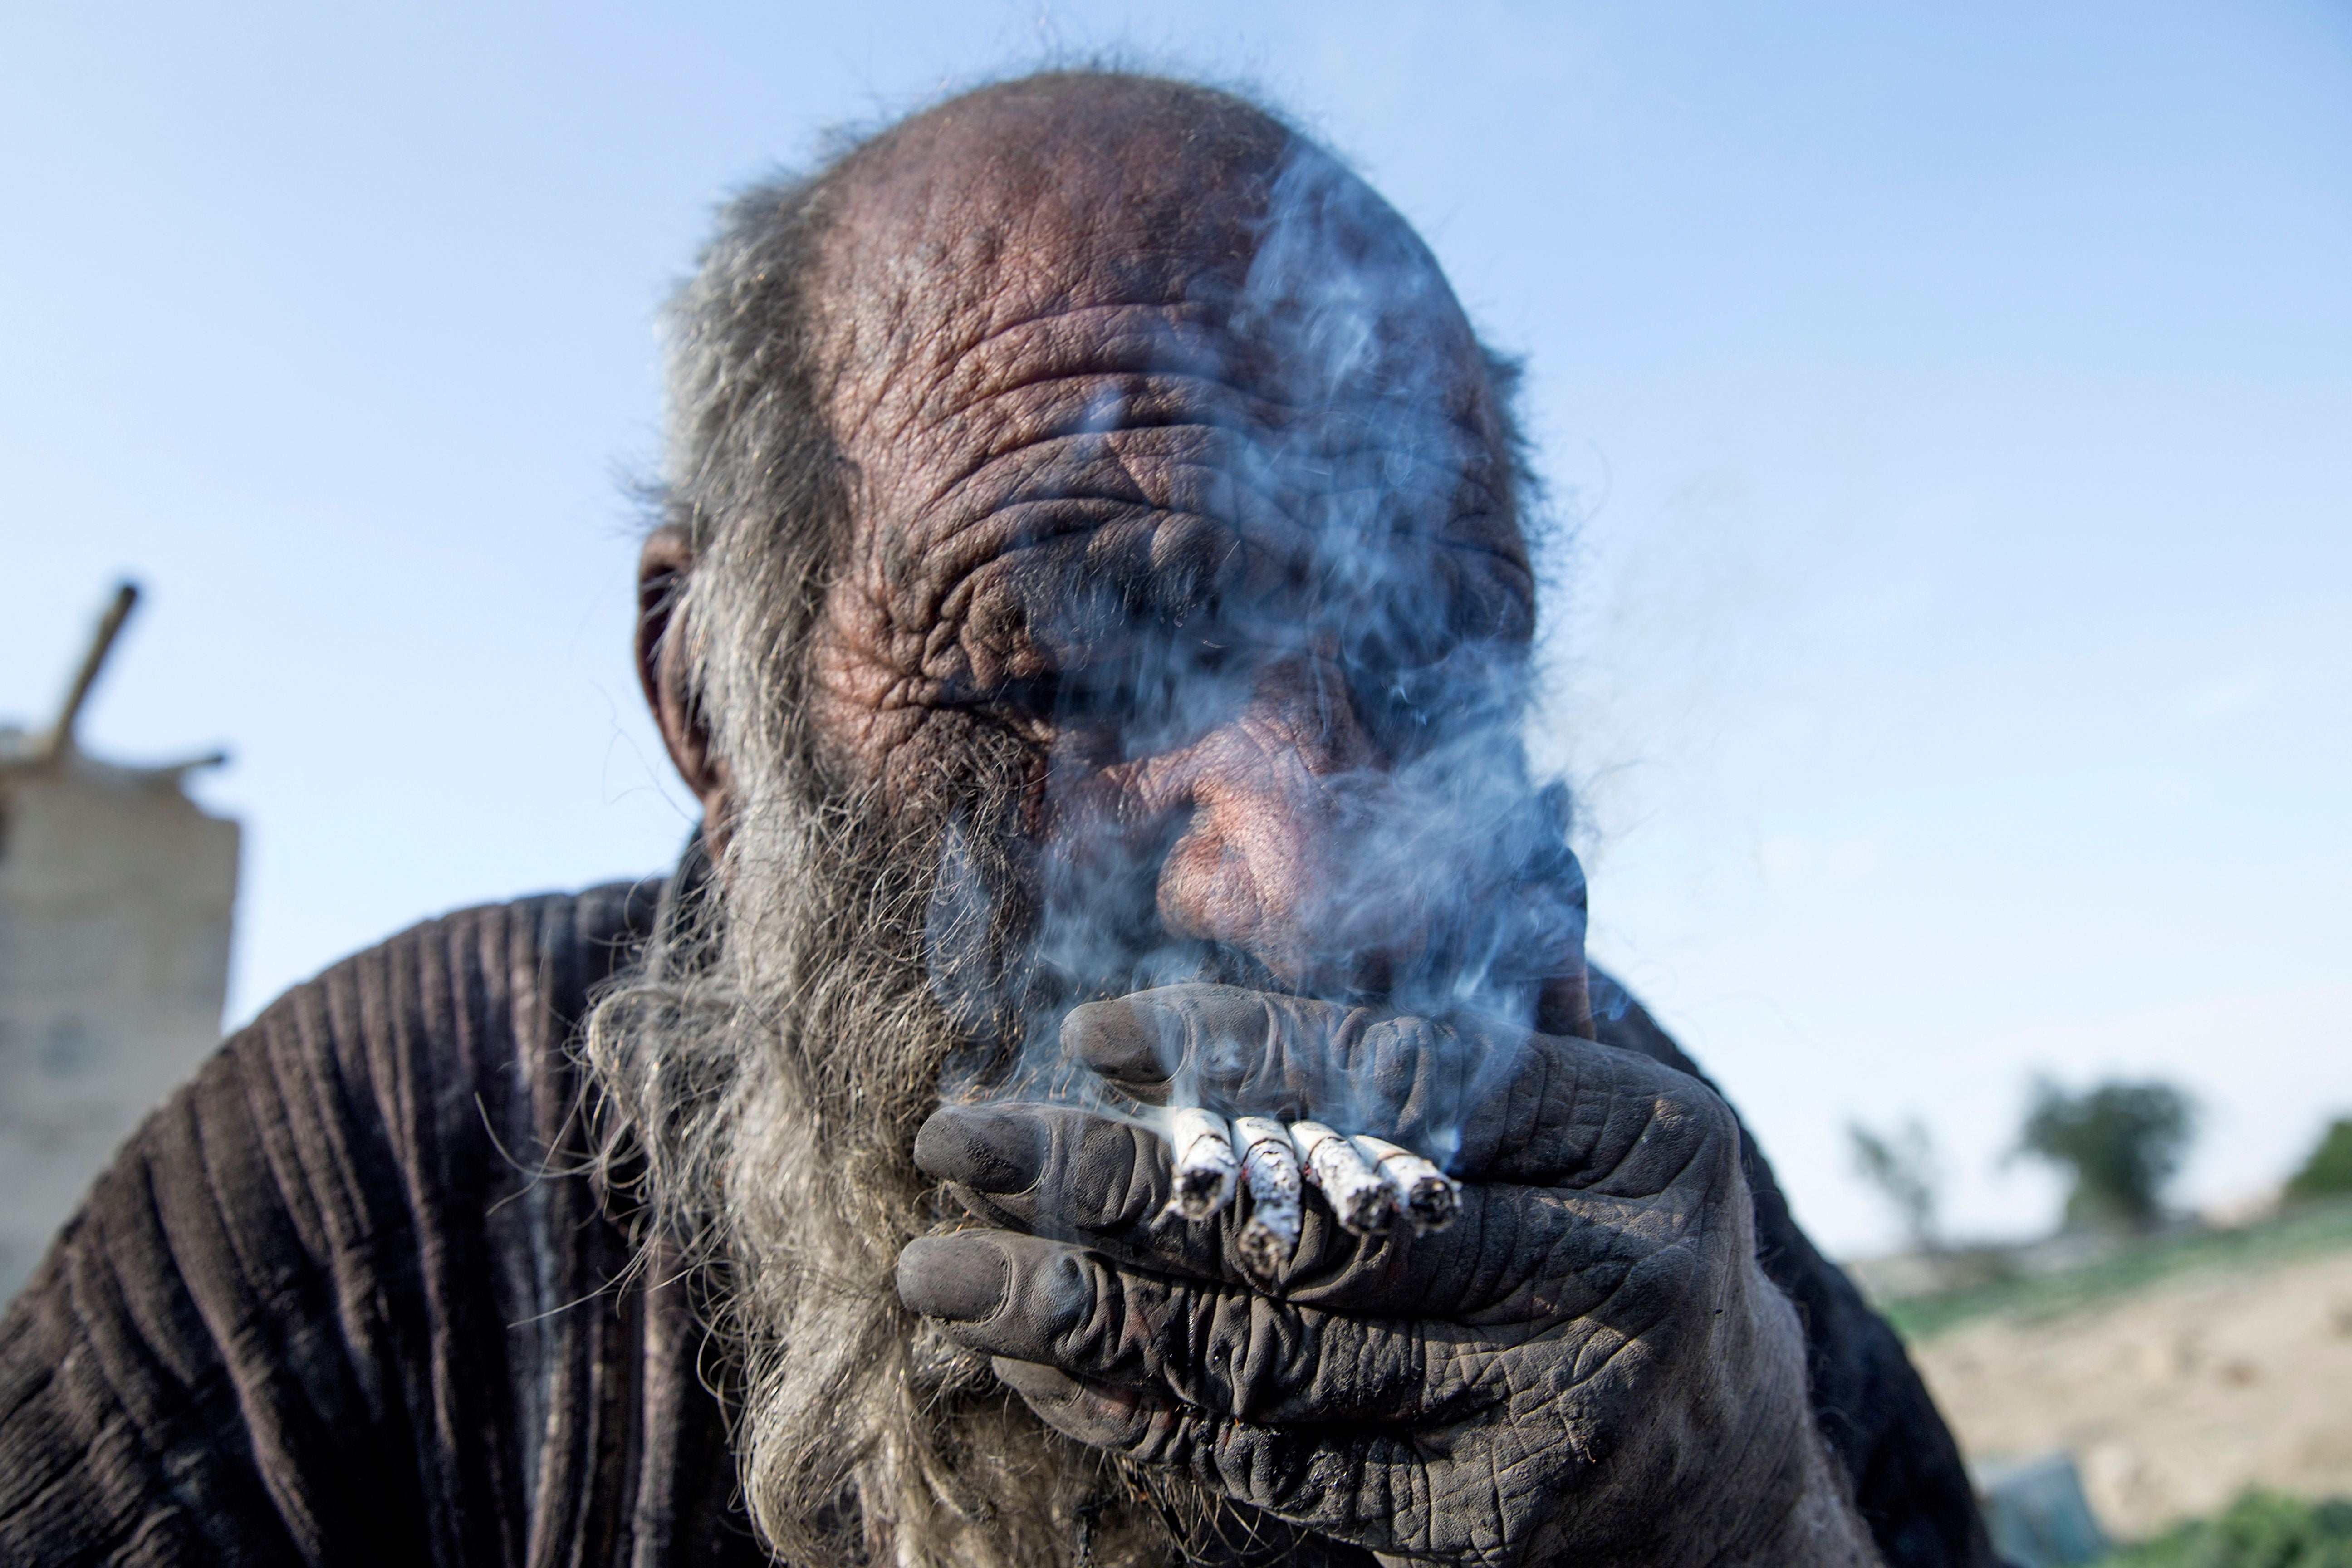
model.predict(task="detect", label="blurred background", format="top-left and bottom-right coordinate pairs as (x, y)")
top-left (4, 4), bottom-right (2348, 1558)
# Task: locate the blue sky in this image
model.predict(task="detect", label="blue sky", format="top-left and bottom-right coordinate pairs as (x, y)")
top-left (5, 1), bottom-right (2347, 1255)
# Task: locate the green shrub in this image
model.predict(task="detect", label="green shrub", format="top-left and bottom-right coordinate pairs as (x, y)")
top-left (2019, 1078), bottom-right (2197, 1232)
top-left (2285, 1119), bottom-right (2352, 1204)
top-left (2099, 1490), bottom-right (2352, 1568)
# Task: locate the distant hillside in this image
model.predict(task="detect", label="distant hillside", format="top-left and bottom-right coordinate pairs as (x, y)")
top-left (1884, 1203), bottom-right (2352, 1540)
top-left (1877, 1200), bottom-right (2352, 1343)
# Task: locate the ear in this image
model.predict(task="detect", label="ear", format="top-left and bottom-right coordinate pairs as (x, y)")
top-left (637, 525), bottom-right (734, 843)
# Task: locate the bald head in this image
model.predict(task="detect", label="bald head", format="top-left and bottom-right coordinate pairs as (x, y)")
top-left (816, 74), bottom-right (1290, 362)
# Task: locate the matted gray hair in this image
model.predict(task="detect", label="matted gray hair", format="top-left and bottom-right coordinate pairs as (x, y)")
top-left (580, 107), bottom-right (1171, 1568)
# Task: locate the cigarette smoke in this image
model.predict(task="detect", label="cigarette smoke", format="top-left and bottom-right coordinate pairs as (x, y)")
top-left (927, 143), bottom-right (1586, 1160)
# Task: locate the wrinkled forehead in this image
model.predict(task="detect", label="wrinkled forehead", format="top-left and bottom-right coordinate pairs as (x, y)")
top-left (818, 83), bottom-right (1286, 351)
top-left (811, 83), bottom-right (1532, 677)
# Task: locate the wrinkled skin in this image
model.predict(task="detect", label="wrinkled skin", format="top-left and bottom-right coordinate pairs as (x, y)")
top-left (644, 76), bottom-right (1878, 1568)
top-left (901, 987), bottom-right (1867, 1568)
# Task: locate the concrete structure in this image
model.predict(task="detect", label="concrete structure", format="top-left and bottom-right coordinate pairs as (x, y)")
top-left (0, 587), bottom-right (238, 1301)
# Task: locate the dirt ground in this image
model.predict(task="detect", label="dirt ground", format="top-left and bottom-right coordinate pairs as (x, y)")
top-left (1909, 1248), bottom-right (2352, 1539)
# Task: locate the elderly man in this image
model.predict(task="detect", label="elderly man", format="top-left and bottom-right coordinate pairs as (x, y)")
top-left (0, 73), bottom-right (1994, 1568)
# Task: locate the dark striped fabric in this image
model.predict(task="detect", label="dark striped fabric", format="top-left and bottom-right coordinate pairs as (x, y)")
top-left (0, 882), bottom-right (767, 1568)
top-left (0, 882), bottom-right (1991, 1567)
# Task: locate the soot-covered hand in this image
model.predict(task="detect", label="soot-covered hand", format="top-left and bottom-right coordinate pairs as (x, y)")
top-left (897, 985), bottom-right (1878, 1568)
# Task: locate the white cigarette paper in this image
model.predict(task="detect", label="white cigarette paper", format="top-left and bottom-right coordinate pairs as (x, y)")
top-left (1289, 1121), bottom-right (1394, 1234)
top-left (1351, 1135), bottom-right (1462, 1234)
top-left (1232, 1116), bottom-right (1303, 1274)
top-left (1163, 1107), bottom-right (1239, 1222)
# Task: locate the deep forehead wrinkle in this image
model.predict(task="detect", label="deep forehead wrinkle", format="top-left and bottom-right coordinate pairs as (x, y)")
top-left (794, 78), bottom-right (1535, 784)
top-left (928, 307), bottom-right (1281, 431)
top-left (807, 77), bottom-right (1506, 507)
top-left (923, 308), bottom-right (1512, 495)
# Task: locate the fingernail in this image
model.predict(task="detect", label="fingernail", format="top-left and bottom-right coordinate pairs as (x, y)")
top-left (915, 1106), bottom-right (1044, 1192)
top-left (1061, 997), bottom-right (1171, 1084)
top-left (991, 1356), bottom-right (1078, 1405)
top-left (896, 1234), bottom-right (1008, 1323)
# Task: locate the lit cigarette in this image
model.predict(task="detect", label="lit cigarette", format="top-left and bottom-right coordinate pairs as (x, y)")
top-left (1351, 1135), bottom-right (1461, 1234)
top-left (1289, 1120), bottom-right (1394, 1235)
top-left (1163, 1107), bottom-right (1239, 1221)
top-left (1232, 1116), bottom-right (1303, 1275)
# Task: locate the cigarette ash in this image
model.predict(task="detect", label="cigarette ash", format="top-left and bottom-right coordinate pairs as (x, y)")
top-left (1158, 1110), bottom-right (1460, 1278)
top-left (1165, 1107), bottom-right (1240, 1221)
top-left (1292, 1121), bottom-right (1394, 1235)
top-left (1230, 1117), bottom-right (1303, 1274)
top-left (1352, 1135), bottom-right (1463, 1234)
top-left (920, 143), bottom-right (1582, 1258)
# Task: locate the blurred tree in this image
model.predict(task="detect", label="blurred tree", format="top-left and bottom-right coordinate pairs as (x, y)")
top-left (2017, 1078), bottom-right (2196, 1233)
top-left (1849, 1117), bottom-right (1943, 1253)
top-left (2284, 1117), bottom-right (2352, 1205)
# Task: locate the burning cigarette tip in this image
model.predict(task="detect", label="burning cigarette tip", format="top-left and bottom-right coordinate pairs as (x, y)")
top-left (1351, 1134), bottom-right (1462, 1234)
top-left (1161, 1112), bottom-right (1455, 1259)
top-left (1233, 1116), bottom-right (1303, 1275)
top-left (1164, 1107), bottom-right (1239, 1221)
top-left (1290, 1120), bottom-right (1394, 1235)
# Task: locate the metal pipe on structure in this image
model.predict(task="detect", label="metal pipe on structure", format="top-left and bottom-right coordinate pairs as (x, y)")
top-left (36, 582), bottom-right (140, 767)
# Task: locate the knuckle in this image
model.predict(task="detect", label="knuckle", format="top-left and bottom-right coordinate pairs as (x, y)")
top-left (1643, 1068), bottom-right (1740, 1166)
top-left (1062, 1119), bottom-right (1161, 1229)
top-left (1225, 1298), bottom-right (1305, 1418)
top-left (1681, 1082), bottom-right (1742, 1152)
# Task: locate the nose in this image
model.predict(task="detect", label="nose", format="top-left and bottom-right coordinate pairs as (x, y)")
top-left (1135, 652), bottom-right (1377, 990)
top-left (1080, 651), bottom-right (1591, 1034)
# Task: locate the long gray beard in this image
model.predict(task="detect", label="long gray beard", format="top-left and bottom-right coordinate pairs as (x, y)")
top-left (578, 755), bottom-right (1193, 1568)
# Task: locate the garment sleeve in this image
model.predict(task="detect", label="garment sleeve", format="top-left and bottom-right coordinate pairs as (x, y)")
top-left (0, 981), bottom-right (432, 1565)
top-left (0, 887), bottom-right (659, 1568)
top-left (1585, 969), bottom-right (2000, 1568)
